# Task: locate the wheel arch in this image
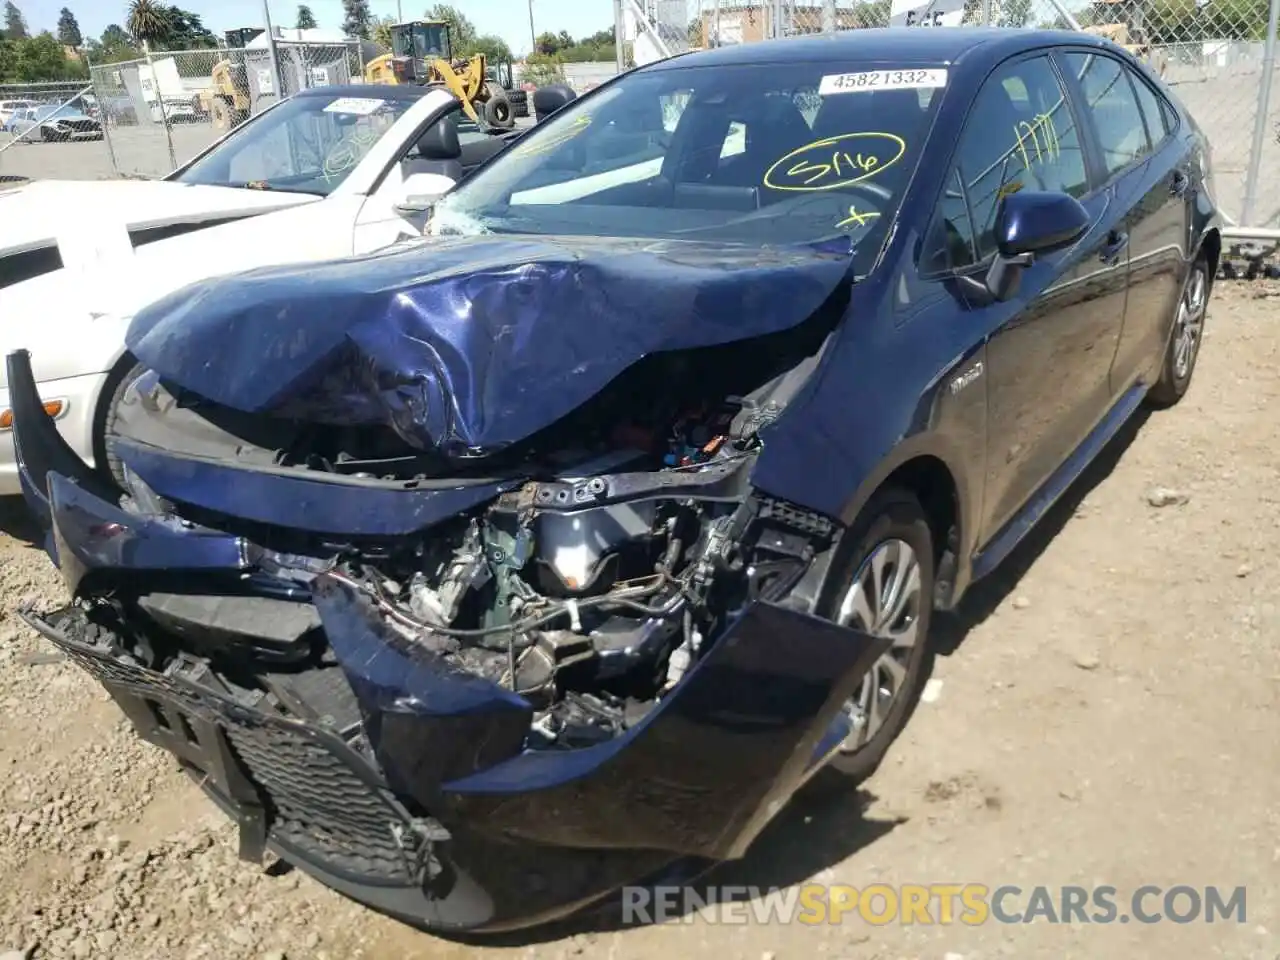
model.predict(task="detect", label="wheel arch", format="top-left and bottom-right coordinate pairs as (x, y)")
top-left (1199, 226), bottom-right (1221, 286)
top-left (822, 436), bottom-right (978, 614)
top-left (89, 349), bottom-right (140, 476)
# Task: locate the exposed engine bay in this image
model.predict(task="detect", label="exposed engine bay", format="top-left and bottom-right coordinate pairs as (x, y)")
top-left (106, 337), bottom-right (836, 754)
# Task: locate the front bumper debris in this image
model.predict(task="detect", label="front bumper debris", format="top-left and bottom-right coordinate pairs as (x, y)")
top-left (19, 604), bottom-right (445, 883)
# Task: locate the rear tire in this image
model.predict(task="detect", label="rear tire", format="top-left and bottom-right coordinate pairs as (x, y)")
top-left (819, 487), bottom-right (936, 785)
top-left (1147, 251), bottom-right (1210, 408)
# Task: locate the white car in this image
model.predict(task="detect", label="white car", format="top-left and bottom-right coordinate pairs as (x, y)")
top-left (0, 99), bottom-right (39, 130)
top-left (0, 83), bottom-right (536, 495)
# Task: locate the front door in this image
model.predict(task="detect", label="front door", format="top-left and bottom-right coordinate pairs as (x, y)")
top-left (920, 53), bottom-right (1130, 544)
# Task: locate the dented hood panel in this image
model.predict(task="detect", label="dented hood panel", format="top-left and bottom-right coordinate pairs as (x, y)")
top-left (125, 234), bottom-right (852, 458)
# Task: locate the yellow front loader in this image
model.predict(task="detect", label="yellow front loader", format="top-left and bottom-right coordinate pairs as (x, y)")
top-left (200, 57), bottom-right (252, 131)
top-left (363, 19), bottom-right (515, 129)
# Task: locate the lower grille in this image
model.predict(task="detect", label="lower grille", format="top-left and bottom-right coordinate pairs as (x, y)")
top-left (23, 605), bottom-right (438, 887)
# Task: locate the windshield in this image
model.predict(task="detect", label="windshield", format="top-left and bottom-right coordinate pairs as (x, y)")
top-left (174, 93), bottom-right (416, 195)
top-left (34, 106), bottom-right (80, 121)
top-left (431, 61), bottom-right (944, 267)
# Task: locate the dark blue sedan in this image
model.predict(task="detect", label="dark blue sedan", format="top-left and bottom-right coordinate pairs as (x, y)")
top-left (7, 27), bottom-right (1218, 934)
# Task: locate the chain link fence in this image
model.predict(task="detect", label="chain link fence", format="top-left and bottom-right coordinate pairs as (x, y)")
top-left (0, 81), bottom-right (97, 181)
top-left (82, 41), bottom-right (367, 179)
top-left (619, 0), bottom-right (1280, 236)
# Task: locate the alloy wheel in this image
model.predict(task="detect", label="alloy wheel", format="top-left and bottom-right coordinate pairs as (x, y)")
top-left (835, 538), bottom-right (924, 753)
top-left (1174, 265), bottom-right (1208, 381)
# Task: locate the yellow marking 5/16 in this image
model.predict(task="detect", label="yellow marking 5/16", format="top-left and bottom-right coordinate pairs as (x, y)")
top-left (1013, 113), bottom-right (1061, 170)
top-left (764, 132), bottom-right (907, 192)
top-left (836, 205), bottom-right (880, 229)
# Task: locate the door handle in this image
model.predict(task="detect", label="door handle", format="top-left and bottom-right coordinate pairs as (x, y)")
top-left (1170, 170), bottom-right (1190, 197)
top-left (1099, 230), bottom-right (1129, 266)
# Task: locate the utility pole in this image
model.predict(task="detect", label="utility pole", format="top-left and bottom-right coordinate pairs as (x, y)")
top-left (613, 0), bottom-right (625, 70)
top-left (528, 0), bottom-right (537, 54)
top-left (261, 0), bottom-right (284, 102)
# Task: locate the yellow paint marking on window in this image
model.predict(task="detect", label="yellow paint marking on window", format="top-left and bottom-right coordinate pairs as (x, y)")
top-left (764, 132), bottom-right (907, 193)
top-left (836, 204), bottom-right (881, 229)
top-left (996, 180), bottom-right (1024, 200)
top-left (1012, 113), bottom-right (1061, 171)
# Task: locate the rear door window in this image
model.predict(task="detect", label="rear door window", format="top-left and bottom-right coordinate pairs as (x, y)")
top-left (1061, 51), bottom-right (1153, 178)
top-left (1126, 68), bottom-right (1174, 147)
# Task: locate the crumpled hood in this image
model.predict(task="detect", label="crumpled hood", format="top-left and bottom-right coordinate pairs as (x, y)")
top-left (126, 233), bottom-right (853, 459)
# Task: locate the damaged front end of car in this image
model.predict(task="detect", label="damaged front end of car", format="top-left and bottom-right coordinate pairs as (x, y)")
top-left (7, 234), bottom-right (889, 934)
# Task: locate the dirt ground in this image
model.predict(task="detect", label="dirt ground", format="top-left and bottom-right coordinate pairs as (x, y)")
top-left (0, 279), bottom-right (1277, 960)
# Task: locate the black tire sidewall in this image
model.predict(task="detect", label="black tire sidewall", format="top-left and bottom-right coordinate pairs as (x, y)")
top-left (94, 359), bottom-right (147, 490)
top-left (818, 487), bottom-right (936, 784)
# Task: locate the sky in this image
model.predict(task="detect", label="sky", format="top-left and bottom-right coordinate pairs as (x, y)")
top-left (12, 0), bottom-right (616, 57)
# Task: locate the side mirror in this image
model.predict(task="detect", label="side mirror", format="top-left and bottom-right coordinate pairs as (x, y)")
top-left (393, 171), bottom-right (455, 215)
top-left (984, 190), bottom-right (1092, 301)
top-left (533, 83), bottom-right (578, 123)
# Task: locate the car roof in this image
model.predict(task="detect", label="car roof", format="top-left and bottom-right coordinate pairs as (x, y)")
top-left (293, 83), bottom-right (432, 102)
top-left (645, 27), bottom-right (1110, 71)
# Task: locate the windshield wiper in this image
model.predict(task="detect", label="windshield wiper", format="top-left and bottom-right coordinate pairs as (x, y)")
top-left (239, 182), bottom-right (327, 197)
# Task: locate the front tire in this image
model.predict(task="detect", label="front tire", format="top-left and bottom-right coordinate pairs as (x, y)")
top-left (1147, 252), bottom-right (1210, 408)
top-left (820, 487), bottom-right (935, 784)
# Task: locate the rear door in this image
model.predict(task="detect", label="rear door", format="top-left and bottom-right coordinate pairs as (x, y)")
top-left (919, 52), bottom-right (1128, 545)
top-left (1057, 49), bottom-right (1191, 397)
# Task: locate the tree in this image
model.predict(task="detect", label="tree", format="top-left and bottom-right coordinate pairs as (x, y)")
top-left (160, 5), bottom-right (216, 48)
top-left (56, 7), bottom-right (81, 47)
top-left (534, 30), bottom-right (561, 55)
top-left (424, 4), bottom-right (478, 53)
top-left (521, 50), bottom-right (564, 87)
top-left (371, 14), bottom-right (393, 48)
top-left (0, 30), bottom-right (88, 81)
top-left (99, 22), bottom-right (138, 55)
top-left (296, 4), bottom-right (317, 29)
top-left (342, 0), bottom-right (372, 38)
top-left (3, 1), bottom-right (27, 40)
top-left (84, 22), bottom-right (140, 62)
top-left (470, 33), bottom-right (512, 63)
top-left (127, 0), bottom-right (170, 47)
top-left (998, 0), bottom-right (1032, 27)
